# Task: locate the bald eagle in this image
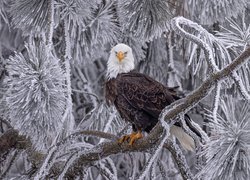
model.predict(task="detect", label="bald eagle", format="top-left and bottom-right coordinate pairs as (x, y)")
top-left (105, 43), bottom-right (201, 151)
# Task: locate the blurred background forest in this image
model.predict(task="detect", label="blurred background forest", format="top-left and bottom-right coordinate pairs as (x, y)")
top-left (0, 0), bottom-right (250, 179)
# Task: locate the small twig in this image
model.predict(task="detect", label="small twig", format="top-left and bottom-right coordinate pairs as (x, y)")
top-left (75, 67), bottom-right (99, 107)
top-left (212, 82), bottom-right (221, 123)
top-left (0, 150), bottom-right (20, 178)
top-left (60, 18), bottom-right (74, 133)
top-left (0, 118), bottom-right (12, 129)
top-left (57, 152), bottom-right (78, 180)
top-left (72, 88), bottom-right (100, 103)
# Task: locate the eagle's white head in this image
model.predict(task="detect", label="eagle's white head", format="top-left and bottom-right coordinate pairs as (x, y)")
top-left (106, 43), bottom-right (135, 79)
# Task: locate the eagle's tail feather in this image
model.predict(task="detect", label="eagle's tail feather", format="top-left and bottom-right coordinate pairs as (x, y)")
top-left (170, 125), bottom-right (195, 151)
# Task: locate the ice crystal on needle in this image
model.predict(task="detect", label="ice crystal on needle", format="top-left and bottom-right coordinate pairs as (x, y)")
top-left (197, 97), bottom-right (250, 180)
top-left (6, 41), bottom-right (66, 151)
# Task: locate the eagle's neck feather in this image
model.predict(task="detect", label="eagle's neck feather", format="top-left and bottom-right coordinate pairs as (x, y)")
top-left (106, 59), bottom-right (134, 79)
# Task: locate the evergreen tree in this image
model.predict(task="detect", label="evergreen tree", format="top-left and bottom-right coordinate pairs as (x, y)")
top-left (0, 0), bottom-right (250, 179)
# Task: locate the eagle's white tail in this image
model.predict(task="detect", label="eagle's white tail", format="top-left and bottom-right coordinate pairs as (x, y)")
top-left (170, 125), bottom-right (195, 151)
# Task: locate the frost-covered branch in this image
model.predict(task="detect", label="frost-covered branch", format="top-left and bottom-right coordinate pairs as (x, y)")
top-left (72, 89), bottom-right (100, 103)
top-left (46, 0), bottom-right (54, 49)
top-left (163, 141), bottom-right (193, 180)
top-left (231, 72), bottom-right (250, 100)
top-left (212, 82), bottom-right (221, 122)
top-left (0, 150), bottom-right (20, 179)
top-left (0, 129), bottom-right (117, 162)
top-left (171, 16), bottom-right (219, 73)
top-left (59, 19), bottom-right (75, 137)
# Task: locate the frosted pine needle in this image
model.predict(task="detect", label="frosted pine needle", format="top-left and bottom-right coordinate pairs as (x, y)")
top-left (197, 97), bottom-right (250, 180)
top-left (5, 41), bottom-right (66, 151)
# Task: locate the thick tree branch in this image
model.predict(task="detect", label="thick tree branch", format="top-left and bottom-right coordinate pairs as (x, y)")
top-left (0, 129), bottom-right (117, 156)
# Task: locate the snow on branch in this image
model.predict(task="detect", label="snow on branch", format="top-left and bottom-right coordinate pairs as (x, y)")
top-left (46, 0), bottom-right (55, 49)
top-left (0, 128), bottom-right (119, 178)
top-left (163, 141), bottom-right (193, 180)
top-left (171, 16), bottom-right (219, 73)
top-left (0, 150), bottom-right (20, 179)
top-left (212, 82), bottom-right (221, 123)
top-left (57, 152), bottom-right (79, 180)
top-left (158, 46), bottom-right (250, 126)
top-left (231, 72), bottom-right (250, 100)
top-left (59, 19), bottom-right (75, 137)
top-left (96, 160), bottom-right (118, 180)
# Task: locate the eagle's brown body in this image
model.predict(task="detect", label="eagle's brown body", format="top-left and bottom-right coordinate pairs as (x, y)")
top-left (105, 71), bottom-right (201, 136)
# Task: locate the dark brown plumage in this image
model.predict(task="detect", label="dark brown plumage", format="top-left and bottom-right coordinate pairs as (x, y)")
top-left (105, 71), bottom-right (201, 137)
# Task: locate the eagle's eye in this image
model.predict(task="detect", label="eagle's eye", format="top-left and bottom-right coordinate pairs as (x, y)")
top-left (124, 52), bottom-right (128, 56)
top-left (114, 51), bottom-right (118, 55)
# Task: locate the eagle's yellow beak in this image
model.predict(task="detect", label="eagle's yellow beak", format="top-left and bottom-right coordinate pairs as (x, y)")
top-left (116, 51), bottom-right (125, 62)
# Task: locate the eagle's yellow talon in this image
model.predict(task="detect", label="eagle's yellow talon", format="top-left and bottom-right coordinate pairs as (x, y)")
top-left (128, 131), bottom-right (143, 145)
top-left (118, 132), bottom-right (137, 144)
top-left (118, 131), bottom-right (143, 145)
top-left (118, 131), bottom-right (143, 146)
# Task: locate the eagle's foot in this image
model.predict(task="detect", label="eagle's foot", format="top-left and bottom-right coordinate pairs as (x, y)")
top-left (129, 131), bottom-right (143, 145)
top-left (118, 131), bottom-right (137, 144)
top-left (118, 131), bottom-right (143, 145)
